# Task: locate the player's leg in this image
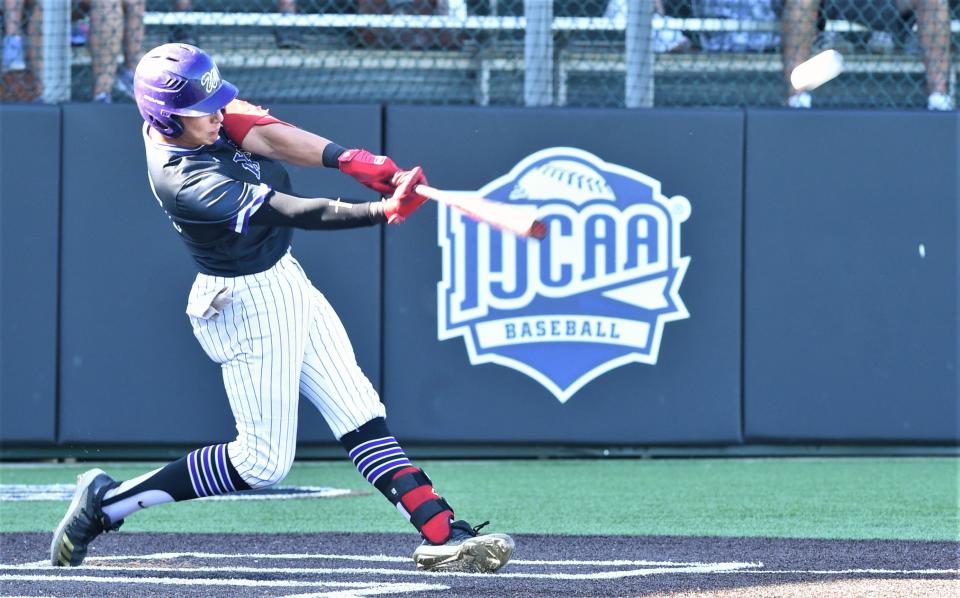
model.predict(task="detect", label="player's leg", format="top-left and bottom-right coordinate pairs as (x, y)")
top-left (337, 417), bottom-right (514, 572)
top-left (2, 0), bottom-right (27, 72)
top-left (901, 0), bottom-right (950, 104)
top-left (297, 281), bottom-right (513, 572)
top-left (779, 0), bottom-right (820, 107)
top-left (115, 0), bottom-right (145, 98)
top-left (23, 0), bottom-right (42, 98)
top-left (181, 259), bottom-right (312, 491)
top-left (51, 261), bottom-right (311, 566)
top-left (89, 0), bottom-right (122, 102)
top-left (50, 441), bottom-right (254, 566)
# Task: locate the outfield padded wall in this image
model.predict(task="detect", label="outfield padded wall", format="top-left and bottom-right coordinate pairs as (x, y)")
top-left (0, 106), bottom-right (957, 449)
top-left (743, 109), bottom-right (959, 443)
top-left (0, 106), bottom-right (60, 443)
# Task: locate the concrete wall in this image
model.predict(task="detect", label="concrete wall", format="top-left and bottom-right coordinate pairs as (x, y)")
top-left (743, 109), bottom-right (959, 442)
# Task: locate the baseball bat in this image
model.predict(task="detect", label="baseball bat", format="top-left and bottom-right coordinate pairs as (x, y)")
top-left (415, 184), bottom-right (547, 240)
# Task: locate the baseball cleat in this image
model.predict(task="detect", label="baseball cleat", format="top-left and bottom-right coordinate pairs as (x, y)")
top-left (413, 520), bottom-right (514, 573)
top-left (50, 468), bottom-right (123, 566)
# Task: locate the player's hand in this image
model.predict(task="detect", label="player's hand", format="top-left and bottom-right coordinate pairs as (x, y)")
top-left (382, 167), bottom-right (429, 224)
top-left (338, 149), bottom-right (401, 195)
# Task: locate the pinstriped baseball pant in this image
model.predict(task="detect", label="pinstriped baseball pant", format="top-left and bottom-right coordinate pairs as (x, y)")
top-left (188, 252), bottom-right (385, 489)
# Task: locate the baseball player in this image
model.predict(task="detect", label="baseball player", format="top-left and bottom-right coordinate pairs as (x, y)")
top-left (50, 43), bottom-right (514, 573)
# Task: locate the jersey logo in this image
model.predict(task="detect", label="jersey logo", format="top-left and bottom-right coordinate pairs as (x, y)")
top-left (200, 67), bottom-right (221, 94)
top-left (233, 151), bottom-right (261, 180)
top-left (438, 147), bottom-right (691, 403)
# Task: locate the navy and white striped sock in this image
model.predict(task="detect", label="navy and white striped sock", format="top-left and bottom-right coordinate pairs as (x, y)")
top-left (341, 417), bottom-right (413, 495)
top-left (100, 443), bottom-right (250, 522)
top-left (340, 417), bottom-right (455, 543)
top-left (186, 443), bottom-right (244, 498)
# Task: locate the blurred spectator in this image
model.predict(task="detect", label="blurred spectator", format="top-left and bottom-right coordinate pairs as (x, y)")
top-left (3, 0), bottom-right (38, 72)
top-left (87, 0), bottom-right (144, 103)
top-left (356, 0), bottom-right (465, 49)
top-left (168, 0), bottom-right (196, 45)
top-left (693, 0), bottom-right (781, 52)
top-left (778, 0), bottom-right (953, 110)
top-left (2, 0), bottom-right (42, 100)
top-left (71, 13), bottom-right (90, 46)
top-left (170, 0), bottom-right (304, 49)
top-left (604, 0), bottom-right (693, 53)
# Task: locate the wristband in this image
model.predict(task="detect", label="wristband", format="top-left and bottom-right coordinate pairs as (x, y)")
top-left (321, 143), bottom-right (347, 168)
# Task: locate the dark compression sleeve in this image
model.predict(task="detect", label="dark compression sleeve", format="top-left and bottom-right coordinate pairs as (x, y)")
top-left (249, 191), bottom-right (387, 230)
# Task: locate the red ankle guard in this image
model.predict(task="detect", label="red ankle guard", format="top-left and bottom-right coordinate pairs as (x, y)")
top-left (390, 467), bottom-right (453, 544)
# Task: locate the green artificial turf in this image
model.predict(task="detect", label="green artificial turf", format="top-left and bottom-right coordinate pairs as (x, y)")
top-left (1, 458), bottom-right (957, 541)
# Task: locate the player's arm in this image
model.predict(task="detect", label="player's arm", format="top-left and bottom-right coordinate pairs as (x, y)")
top-left (250, 191), bottom-right (386, 229)
top-left (222, 99), bottom-right (330, 166)
top-left (242, 123), bottom-right (337, 168)
top-left (176, 173), bottom-right (387, 232)
top-left (223, 99), bottom-right (419, 195)
top-left (250, 167), bottom-right (428, 229)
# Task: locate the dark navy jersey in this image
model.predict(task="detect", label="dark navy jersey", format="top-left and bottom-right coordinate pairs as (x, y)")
top-left (142, 123), bottom-right (294, 276)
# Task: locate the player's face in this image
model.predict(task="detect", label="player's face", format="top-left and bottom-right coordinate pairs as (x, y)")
top-left (178, 110), bottom-right (224, 146)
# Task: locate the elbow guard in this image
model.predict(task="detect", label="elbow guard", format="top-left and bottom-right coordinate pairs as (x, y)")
top-left (222, 99), bottom-right (291, 145)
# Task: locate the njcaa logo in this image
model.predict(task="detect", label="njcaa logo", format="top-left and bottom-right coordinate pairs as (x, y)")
top-left (438, 147), bottom-right (691, 403)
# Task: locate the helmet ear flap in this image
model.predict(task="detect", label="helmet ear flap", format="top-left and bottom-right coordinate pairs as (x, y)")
top-left (148, 112), bottom-right (184, 138)
top-left (167, 114), bottom-right (184, 138)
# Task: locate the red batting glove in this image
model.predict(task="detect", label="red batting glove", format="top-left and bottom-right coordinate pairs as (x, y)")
top-left (383, 166), bottom-right (429, 224)
top-left (337, 149), bottom-right (401, 195)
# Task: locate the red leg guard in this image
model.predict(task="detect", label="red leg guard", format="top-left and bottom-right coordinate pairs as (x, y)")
top-left (392, 467), bottom-right (453, 544)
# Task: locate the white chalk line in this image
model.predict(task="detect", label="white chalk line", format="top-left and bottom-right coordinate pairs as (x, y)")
top-left (4, 552), bottom-right (953, 595)
top-left (0, 484), bottom-right (354, 502)
top-left (0, 561), bottom-right (762, 580)
top-left (283, 583), bottom-right (442, 598)
top-left (0, 574), bottom-right (447, 594)
top-left (717, 568), bottom-right (960, 576)
top-left (3, 563), bottom-right (955, 585)
top-left (33, 552), bottom-right (412, 564)
top-left (9, 552), bottom-right (743, 569)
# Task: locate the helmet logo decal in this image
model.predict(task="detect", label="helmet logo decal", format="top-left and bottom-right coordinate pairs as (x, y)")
top-left (438, 147), bottom-right (691, 403)
top-left (200, 67), bottom-right (221, 94)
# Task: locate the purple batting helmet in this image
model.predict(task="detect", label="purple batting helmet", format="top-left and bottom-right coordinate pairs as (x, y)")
top-left (134, 44), bottom-right (238, 138)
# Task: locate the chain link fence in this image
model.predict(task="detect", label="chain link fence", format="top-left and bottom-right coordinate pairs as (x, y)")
top-left (1, 0), bottom-right (957, 108)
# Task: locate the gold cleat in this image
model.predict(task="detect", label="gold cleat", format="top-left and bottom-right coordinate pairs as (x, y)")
top-left (413, 520), bottom-right (515, 573)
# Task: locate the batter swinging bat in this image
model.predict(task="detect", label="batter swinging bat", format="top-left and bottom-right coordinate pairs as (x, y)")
top-left (415, 184), bottom-right (547, 240)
